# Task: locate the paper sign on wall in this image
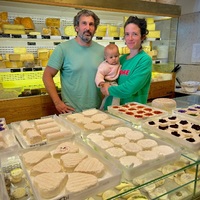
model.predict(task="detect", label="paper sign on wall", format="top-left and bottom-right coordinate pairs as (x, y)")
top-left (192, 43), bottom-right (200, 63)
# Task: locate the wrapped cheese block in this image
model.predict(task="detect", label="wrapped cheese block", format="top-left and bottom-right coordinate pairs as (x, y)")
top-left (147, 23), bottom-right (156, 31)
top-left (8, 53), bottom-right (34, 61)
top-left (45, 18), bottom-right (60, 28)
top-left (64, 25), bottom-right (76, 36)
top-left (0, 11), bottom-right (8, 22)
top-left (14, 17), bottom-right (35, 30)
top-left (14, 47), bottom-right (27, 54)
top-left (148, 30), bottom-right (161, 38)
top-left (37, 48), bottom-right (49, 60)
top-left (2, 24), bottom-right (26, 35)
top-left (146, 18), bottom-right (154, 23)
top-left (3, 29), bottom-right (26, 34)
top-left (50, 27), bottom-right (61, 36)
top-left (2, 24), bottom-right (25, 30)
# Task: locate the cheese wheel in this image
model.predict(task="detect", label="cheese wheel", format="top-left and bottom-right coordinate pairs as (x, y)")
top-left (151, 98), bottom-right (176, 112)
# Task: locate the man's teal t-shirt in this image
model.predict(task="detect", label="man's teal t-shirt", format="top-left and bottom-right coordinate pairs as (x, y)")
top-left (48, 39), bottom-right (104, 112)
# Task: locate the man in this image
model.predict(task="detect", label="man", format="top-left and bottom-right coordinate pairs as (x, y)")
top-left (43, 10), bottom-right (104, 113)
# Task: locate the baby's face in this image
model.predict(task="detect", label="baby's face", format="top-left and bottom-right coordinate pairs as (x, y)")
top-left (105, 48), bottom-right (120, 65)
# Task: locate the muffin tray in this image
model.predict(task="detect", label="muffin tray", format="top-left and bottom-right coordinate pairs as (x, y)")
top-left (107, 102), bottom-right (168, 125)
top-left (142, 115), bottom-right (200, 151)
top-left (11, 115), bottom-right (79, 149)
top-left (18, 137), bottom-right (121, 200)
top-left (85, 124), bottom-right (181, 180)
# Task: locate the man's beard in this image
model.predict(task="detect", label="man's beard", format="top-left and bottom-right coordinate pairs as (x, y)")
top-left (79, 30), bottom-right (93, 43)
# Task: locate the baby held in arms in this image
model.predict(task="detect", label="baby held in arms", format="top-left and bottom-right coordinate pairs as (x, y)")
top-left (95, 43), bottom-right (121, 110)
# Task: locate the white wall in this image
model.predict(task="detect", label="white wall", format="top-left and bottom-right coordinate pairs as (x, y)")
top-left (175, 0), bottom-right (200, 83)
top-left (176, 0), bottom-right (200, 14)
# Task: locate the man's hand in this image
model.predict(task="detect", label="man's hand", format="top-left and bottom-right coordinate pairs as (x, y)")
top-left (54, 100), bottom-right (75, 114)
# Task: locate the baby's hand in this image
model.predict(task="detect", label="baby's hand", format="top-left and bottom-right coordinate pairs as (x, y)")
top-left (99, 82), bottom-right (105, 87)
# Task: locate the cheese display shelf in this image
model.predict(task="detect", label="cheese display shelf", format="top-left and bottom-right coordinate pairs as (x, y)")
top-left (0, 0), bottom-right (178, 72)
top-left (0, 0), bottom-right (178, 103)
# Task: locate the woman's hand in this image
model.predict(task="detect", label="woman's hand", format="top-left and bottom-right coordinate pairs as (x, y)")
top-left (100, 82), bottom-right (110, 96)
top-left (54, 100), bottom-right (75, 114)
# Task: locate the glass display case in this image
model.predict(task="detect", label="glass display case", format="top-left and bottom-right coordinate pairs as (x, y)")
top-left (0, 0), bottom-right (180, 99)
top-left (0, 95), bottom-right (200, 200)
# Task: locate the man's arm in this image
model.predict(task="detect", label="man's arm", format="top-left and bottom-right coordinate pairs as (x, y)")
top-left (43, 66), bottom-right (74, 113)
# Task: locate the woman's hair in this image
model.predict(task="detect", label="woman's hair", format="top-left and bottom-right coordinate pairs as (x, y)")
top-left (124, 16), bottom-right (149, 41)
top-left (73, 9), bottom-right (100, 30)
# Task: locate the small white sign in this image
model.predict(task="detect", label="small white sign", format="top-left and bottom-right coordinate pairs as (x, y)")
top-left (192, 43), bottom-right (200, 63)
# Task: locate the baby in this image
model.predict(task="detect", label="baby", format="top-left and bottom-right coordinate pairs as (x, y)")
top-left (95, 43), bottom-right (121, 109)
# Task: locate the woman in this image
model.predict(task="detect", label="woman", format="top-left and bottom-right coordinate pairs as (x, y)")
top-left (101, 16), bottom-right (152, 110)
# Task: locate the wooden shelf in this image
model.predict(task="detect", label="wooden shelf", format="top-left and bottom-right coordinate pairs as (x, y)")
top-left (2, 0), bottom-right (181, 17)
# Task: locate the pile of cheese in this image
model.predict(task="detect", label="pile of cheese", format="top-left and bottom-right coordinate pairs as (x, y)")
top-left (0, 12), bottom-right (10, 33)
top-left (65, 108), bottom-right (122, 132)
top-left (42, 17), bottom-right (61, 36)
top-left (1, 15), bottom-right (35, 35)
top-left (4, 47), bottom-right (34, 68)
top-left (36, 48), bottom-right (53, 67)
top-left (18, 117), bottom-right (73, 145)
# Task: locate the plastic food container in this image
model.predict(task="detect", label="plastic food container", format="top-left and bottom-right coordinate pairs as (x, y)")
top-left (18, 137), bottom-right (121, 200)
top-left (174, 104), bottom-right (200, 124)
top-left (0, 154), bottom-right (34, 200)
top-left (11, 115), bottom-right (79, 148)
top-left (86, 124), bottom-right (181, 180)
top-left (107, 102), bottom-right (168, 125)
top-left (181, 81), bottom-right (200, 93)
top-left (142, 115), bottom-right (200, 151)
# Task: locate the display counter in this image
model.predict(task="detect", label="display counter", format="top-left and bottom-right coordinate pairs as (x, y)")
top-left (0, 95), bottom-right (200, 200)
